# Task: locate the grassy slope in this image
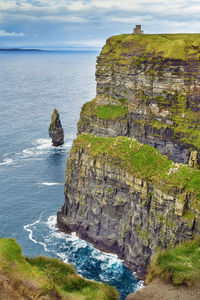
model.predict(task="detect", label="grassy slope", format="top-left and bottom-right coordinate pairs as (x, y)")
top-left (80, 98), bottom-right (128, 120)
top-left (0, 237), bottom-right (119, 300)
top-left (146, 237), bottom-right (200, 286)
top-left (101, 33), bottom-right (200, 60)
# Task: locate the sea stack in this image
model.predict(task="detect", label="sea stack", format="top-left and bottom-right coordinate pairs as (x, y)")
top-left (49, 109), bottom-right (64, 146)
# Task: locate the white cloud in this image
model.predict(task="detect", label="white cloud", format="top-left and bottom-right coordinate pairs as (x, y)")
top-left (0, 30), bottom-right (24, 37)
top-left (63, 38), bottom-right (106, 47)
top-left (1, 0), bottom-right (200, 47)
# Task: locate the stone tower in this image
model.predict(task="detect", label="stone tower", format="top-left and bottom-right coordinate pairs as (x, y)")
top-left (133, 25), bottom-right (143, 34)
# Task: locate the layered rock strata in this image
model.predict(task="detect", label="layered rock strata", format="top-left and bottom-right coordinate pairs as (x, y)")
top-left (78, 34), bottom-right (200, 164)
top-left (58, 34), bottom-right (200, 281)
top-left (49, 109), bottom-right (64, 146)
top-left (57, 134), bottom-right (200, 278)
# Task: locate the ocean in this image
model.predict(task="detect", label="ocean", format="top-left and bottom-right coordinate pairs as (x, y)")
top-left (0, 50), bottom-right (142, 299)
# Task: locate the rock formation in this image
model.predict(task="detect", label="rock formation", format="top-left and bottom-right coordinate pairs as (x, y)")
top-left (49, 109), bottom-right (64, 146)
top-left (57, 34), bottom-right (200, 280)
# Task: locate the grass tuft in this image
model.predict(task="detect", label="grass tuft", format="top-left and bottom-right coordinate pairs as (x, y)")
top-left (146, 237), bottom-right (200, 286)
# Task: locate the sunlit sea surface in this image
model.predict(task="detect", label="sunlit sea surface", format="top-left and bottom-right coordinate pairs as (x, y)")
top-left (0, 50), bottom-right (142, 299)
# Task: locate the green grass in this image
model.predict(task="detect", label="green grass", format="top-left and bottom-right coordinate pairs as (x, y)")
top-left (95, 104), bottom-right (128, 120)
top-left (101, 33), bottom-right (200, 60)
top-left (146, 237), bottom-right (200, 286)
top-left (0, 237), bottom-right (120, 300)
top-left (71, 133), bottom-right (200, 199)
top-left (80, 99), bottom-right (128, 120)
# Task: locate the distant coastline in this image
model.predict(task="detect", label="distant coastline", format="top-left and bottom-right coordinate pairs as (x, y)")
top-left (0, 48), bottom-right (43, 52)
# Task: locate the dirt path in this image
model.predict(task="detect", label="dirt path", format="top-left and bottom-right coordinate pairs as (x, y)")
top-left (126, 279), bottom-right (200, 300)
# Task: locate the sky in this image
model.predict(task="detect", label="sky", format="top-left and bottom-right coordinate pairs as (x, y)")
top-left (0, 0), bottom-right (200, 49)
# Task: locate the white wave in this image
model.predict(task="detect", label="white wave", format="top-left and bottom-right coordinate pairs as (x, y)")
top-left (22, 148), bottom-right (34, 157)
top-left (0, 136), bottom-right (69, 168)
top-left (46, 215), bottom-right (57, 231)
top-left (38, 182), bottom-right (63, 186)
top-left (0, 158), bottom-right (16, 166)
top-left (24, 215), bottom-right (50, 253)
top-left (35, 138), bottom-right (52, 150)
top-left (135, 280), bottom-right (144, 291)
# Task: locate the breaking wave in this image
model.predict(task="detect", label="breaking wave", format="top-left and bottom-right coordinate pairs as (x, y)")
top-left (0, 135), bottom-right (74, 168)
top-left (24, 214), bottom-right (143, 299)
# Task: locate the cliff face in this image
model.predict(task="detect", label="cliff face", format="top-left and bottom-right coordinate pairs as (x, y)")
top-left (57, 34), bottom-right (200, 280)
top-left (78, 34), bottom-right (200, 164)
top-left (57, 134), bottom-right (200, 278)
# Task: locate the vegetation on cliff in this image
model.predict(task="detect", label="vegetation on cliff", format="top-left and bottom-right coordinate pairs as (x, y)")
top-left (80, 98), bottom-right (128, 120)
top-left (71, 133), bottom-right (200, 199)
top-left (0, 237), bottom-right (119, 300)
top-left (146, 237), bottom-right (200, 286)
top-left (101, 34), bottom-right (200, 60)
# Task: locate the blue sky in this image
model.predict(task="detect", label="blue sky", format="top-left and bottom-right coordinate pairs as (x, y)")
top-left (0, 0), bottom-right (200, 49)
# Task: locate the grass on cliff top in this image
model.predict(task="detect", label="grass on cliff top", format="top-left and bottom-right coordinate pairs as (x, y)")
top-left (72, 133), bottom-right (200, 198)
top-left (0, 237), bottom-right (119, 300)
top-left (81, 98), bottom-right (128, 120)
top-left (101, 33), bottom-right (200, 60)
top-left (146, 237), bottom-right (200, 286)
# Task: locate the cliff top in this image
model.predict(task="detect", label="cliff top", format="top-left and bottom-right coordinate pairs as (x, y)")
top-left (101, 33), bottom-right (200, 60)
top-left (71, 133), bottom-right (200, 201)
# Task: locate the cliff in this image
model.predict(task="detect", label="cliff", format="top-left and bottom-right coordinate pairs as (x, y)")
top-left (0, 237), bottom-right (119, 300)
top-left (57, 133), bottom-right (200, 278)
top-left (78, 34), bottom-right (200, 164)
top-left (57, 34), bottom-right (200, 282)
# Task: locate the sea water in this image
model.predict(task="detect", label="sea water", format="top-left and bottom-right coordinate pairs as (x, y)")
top-left (0, 50), bottom-right (142, 299)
